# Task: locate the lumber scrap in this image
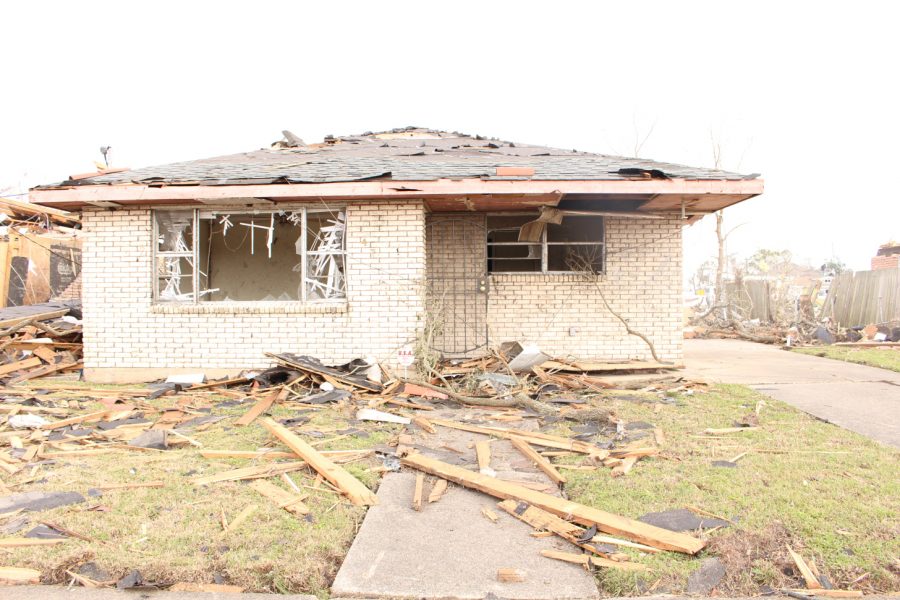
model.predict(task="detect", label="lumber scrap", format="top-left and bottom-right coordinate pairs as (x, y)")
top-left (496, 568), bottom-right (525, 582)
top-left (8, 361), bottom-right (82, 384)
top-left (540, 359), bottom-right (676, 373)
top-left (412, 472), bottom-right (425, 511)
top-left (0, 567), bottom-right (41, 584)
top-left (0, 309), bottom-right (68, 329)
top-left (0, 357), bottom-right (42, 377)
top-left (540, 549), bottom-right (647, 571)
top-left (224, 504), bottom-right (258, 533)
top-left (186, 377), bottom-right (250, 391)
top-left (265, 353), bottom-right (382, 392)
top-left (787, 545), bottom-right (823, 589)
top-left (430, 419), bottom-right (608, 457)
top-left (401, 452), bottom-right (705, 554)
top-left (249, 480), bottom-right (309, 515)
top-left (475, 440), bottom-right (494, 476)
top-left (784, 590), bottom-right (862, 598)
top-left (497, 500), bottom-right (631, 561)
top-left (192, 461), bottom-right (307, 486)
top-left (509, 438), bottom-right (566, 485)
top-left (261, 418), bottom-right (378, 506)
top-left (235, 387), bottom-right (287, 426)
top-left (39, 410), bottom-right (108, 430)
top-left (200, 449), bottom-right (372, 461)
top-left (428, 478), bottom-right (448, 503)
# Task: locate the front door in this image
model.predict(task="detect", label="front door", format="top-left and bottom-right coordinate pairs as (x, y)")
top-left (425, 217), bottom-right (489, 356)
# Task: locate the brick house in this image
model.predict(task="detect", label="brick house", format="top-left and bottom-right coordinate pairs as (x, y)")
top-left (872, 242), bottom-right (900, 271)
top-left (31, 128), bottom-right (763, 382)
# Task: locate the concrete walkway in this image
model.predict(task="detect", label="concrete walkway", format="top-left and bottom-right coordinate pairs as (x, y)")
top-left (684, 339), bottom-right (900, 448)
top-left (332, 408), bottom-right (599, 600)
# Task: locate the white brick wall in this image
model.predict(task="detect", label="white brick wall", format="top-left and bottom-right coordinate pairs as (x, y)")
top-left (426, 215), bottom-right (683, 363)
top-left (81, 202), bottom-right (426, 372)
top-left (82, 202), bottom-right (681, 378)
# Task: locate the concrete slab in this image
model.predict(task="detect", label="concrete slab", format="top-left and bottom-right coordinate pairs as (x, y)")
top-left (684, 339), bottom-right (900, 447)
top-left (331, 471), bottom-right (599, 600)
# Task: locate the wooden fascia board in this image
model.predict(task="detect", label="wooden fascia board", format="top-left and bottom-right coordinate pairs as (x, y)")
top-left (30, 178), bottom-right (764, 208)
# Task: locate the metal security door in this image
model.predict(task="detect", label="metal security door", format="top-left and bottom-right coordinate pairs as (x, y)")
top-left (426, 218), bottom-right (489, 356)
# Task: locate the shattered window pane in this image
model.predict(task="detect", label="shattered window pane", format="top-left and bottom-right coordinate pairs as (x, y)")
top-left (487, 215), bottom-right (541, 273)
top-left (305, 211), bottom-right (346, 300)
top-left (155, 208), bottom-right (347, 304)
top-left (155, 211), bottom-right (193, 253)
top-left (155, 256), bottom-right (195, 302)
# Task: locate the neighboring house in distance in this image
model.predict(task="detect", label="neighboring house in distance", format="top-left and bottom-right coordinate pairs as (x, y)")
top-left (31, 128), bottom-right (763, 382)
top-left (872, 242), bottom-right (900, 271)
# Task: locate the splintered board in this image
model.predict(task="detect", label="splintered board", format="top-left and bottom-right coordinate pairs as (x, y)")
top-left (401, 452), bottom-right (705, 554)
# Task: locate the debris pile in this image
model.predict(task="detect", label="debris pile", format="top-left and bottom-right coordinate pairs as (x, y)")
top-left (0, 304), bottom-right (82, 384)
top-left (0, 345), bottom-right (863, 595)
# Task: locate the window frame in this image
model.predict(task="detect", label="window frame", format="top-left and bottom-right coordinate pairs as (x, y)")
top-left (485, 211), bottom-right (605, 275)
top-left (151, 206), bottom-right (348, 304)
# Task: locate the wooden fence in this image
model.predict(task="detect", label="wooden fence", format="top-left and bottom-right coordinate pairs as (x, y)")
top-left (823, 269), bottom-right (900, 327)
top-left (726, 279), bottom-right (775, 322)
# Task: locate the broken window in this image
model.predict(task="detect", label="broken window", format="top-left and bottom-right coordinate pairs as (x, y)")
top-left (152, 207), bottom-right (347, 303)
top-left (486, 213), bottom-right (604, 273)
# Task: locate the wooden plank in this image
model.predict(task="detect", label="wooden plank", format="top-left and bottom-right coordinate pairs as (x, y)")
top-left (785, 590), bottom-right (862, 598)
top-left (234, 387), bottom-right (284, 426)
top-left (475, 441), bottom-right (493, 476)
top-left (8, 360), bottom-right (82, 384)
top-left (261, 418), bottom-right (378, 506)
top-left (431, 419), bottom-right (608, 458)
top-left (509, 438), bottom-right (566, 485)
top-left (540, 359), bottom-right (676, 373)
top-left (787, 545), bottom-right (822, 589)
top-left (200, 449), bottom-right (371, 461)
top-left (0, 309), bottom-right (68, 329)
top-left (249, 479), bottom-right (309, 515)
top-left (428, 479), bottom-right (448, 503)
top-left (401, 452), bottom-right (705, 554)
top-left (192, 461), bottom-right (307, 486)
top-left (412, 472), bottom-right (425, 511)
top-left (224, 504), bottom-right (258, 533)
top-left (0, 357), bottom-right (42, 377)
top-left (412, 415), bottom-right (436, 433)
top-left (496, 568), bottom-right (525, 582)
top-left (39, 410), bottom-right (108, 430)
top-left (265, 353), bottom-right (382, 392)
top-left (540, 549), bottom-right (647, 571)
top-left (0, 567), bottom-right (41, 584)
top-left (31, 346), bottom-right (58, 364)
top-left (497, 499), bottom-right (634, 562)
top-left (186, 377), bottom-right (250, 391)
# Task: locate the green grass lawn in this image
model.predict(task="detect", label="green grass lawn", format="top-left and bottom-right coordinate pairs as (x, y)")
top-left (793, 346), bottom-right (900, 373)
top-left (558, 384), bottom-right (900, 596)
top-left (2, 387), bottom-right (395, 595)
top-left (4, 381), bottom-right (898, 596)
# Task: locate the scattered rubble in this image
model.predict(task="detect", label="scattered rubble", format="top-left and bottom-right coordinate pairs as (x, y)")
top-left (0, 343), bottom-right (866, 594)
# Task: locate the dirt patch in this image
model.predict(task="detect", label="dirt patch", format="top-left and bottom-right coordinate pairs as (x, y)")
top-left (708, 522), bottom-right (796, 593)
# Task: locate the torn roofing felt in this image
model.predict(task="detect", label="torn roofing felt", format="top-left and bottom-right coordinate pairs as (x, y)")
top-left (37, 127), bottom-right (758, 189)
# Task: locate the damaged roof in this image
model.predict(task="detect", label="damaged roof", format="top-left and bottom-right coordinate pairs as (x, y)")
top-left (37, 127), bottom-right (757, 189)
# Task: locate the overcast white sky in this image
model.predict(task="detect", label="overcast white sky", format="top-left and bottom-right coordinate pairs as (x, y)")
top-left (2, 1), bottom-right (898, 278)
